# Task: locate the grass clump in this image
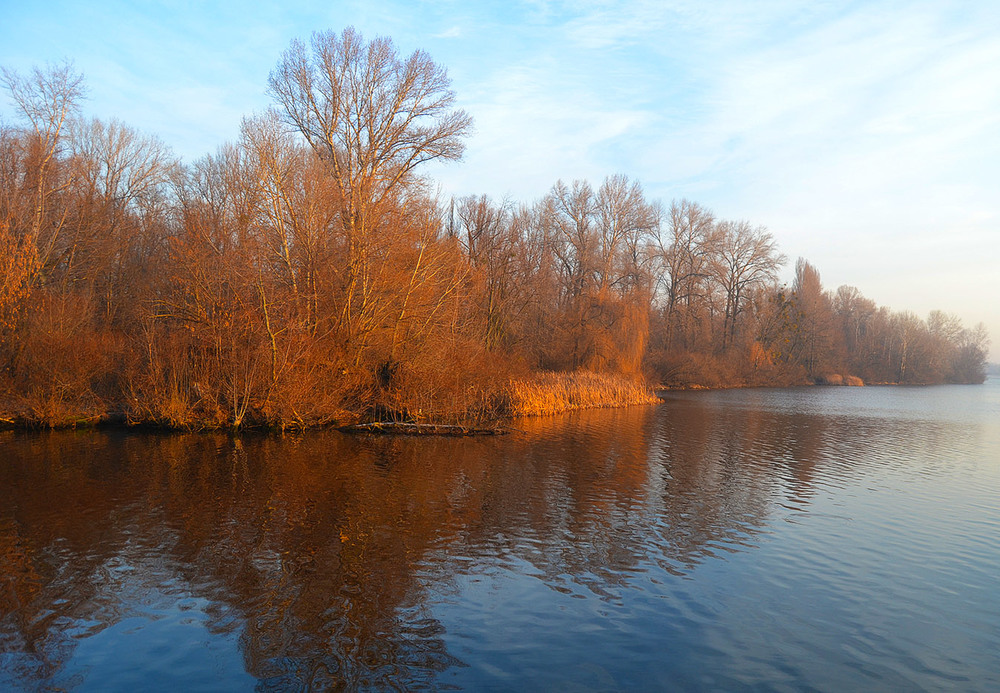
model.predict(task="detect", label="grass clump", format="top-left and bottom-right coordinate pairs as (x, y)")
top-left (506, 371), bottom-right (659, 417)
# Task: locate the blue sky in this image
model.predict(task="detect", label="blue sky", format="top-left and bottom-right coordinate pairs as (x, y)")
top-left (2, 0), bottom-right (998, 358)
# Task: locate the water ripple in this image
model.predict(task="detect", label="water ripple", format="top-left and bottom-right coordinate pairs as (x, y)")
top-left (2, 385), bottom-right (1000, 690)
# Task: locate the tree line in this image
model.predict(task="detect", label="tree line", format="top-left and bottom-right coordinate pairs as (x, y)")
top-left (0, 28), bottom-right (989, 428)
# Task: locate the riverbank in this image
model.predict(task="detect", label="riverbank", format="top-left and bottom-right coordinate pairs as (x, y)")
top-left (0, 371), bottom-right (660, 431)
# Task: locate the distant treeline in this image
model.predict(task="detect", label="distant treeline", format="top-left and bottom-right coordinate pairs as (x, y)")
top-left (0, 29), bottom-right (989, 428)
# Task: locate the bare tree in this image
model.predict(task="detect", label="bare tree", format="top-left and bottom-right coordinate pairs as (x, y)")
top-left (267, 27), bottom-right (473, 335)
top-left (890, 311), bottom-right (929, 383)
top-left (790, 258), bottom-right (837, 377)
top-left (62, 118), bottom-right (174, 319)
top-left (1, 62), bottom-right (85, 269)
top-left (712, 220), bottom-right (784, 350)
top-left (951, 323), bottom-right (989, 384)
top-left (537, 176), bottom-right (658, 372)
top-left (455, 194), bottom-right (522, 349)
top-left (651, 199), bottom-right (716, 351)
top-left (833, 286), bottom-right (874, 353)
top-left (546, 179), bottom-right (597, 306)
top-left (594, 174), bottom-right (659, 297)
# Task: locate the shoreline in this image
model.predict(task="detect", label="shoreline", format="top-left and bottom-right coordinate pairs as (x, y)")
top-left (4, 376), bottom-right (986, 434)
top-left (0, 371), bottom-right (659, 433)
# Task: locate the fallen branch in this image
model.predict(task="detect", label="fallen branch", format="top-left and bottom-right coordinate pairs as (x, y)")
top-left (337, 422), bottom-right (508, 436)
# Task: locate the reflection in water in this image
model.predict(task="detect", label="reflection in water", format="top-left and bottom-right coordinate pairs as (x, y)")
top-left (2, 432), bottom-right (471, 690)
top-left (2, 384), bottom-right (1000, 690)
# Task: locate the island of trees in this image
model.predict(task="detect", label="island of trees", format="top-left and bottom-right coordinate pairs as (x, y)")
top-left (0, 28), bottom-right (990, 429)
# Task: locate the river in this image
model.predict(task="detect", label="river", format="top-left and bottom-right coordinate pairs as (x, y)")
top-left (2, 380), bottom-right (999, 691)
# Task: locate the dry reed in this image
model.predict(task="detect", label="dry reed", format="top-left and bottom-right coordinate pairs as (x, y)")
top-left (506, 371), bottom-right (659, 417)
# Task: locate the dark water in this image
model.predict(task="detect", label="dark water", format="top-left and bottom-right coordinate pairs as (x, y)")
top-left (2, 381), bottom-right (999, 691)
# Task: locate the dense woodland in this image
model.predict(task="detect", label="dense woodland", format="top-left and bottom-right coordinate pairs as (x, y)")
top-left (0, 29), bottom-right (990, 428)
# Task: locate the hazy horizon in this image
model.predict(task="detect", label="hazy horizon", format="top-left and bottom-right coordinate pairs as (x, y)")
top-left (3, 0), bottom-right (997, 358)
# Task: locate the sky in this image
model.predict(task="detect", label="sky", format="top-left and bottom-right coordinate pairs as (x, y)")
top-left (2, 0), bottom-right (998, 359)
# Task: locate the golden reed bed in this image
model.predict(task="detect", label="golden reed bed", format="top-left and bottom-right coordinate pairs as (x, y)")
top-left (506, 371), bottom-right (659, 417)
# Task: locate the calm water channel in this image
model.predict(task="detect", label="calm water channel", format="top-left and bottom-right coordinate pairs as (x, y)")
top-left (2, 380), bottom-right (999, 691)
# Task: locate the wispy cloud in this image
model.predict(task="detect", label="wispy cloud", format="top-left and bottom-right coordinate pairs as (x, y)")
top-left (434, 26), bottom-right (463, 39)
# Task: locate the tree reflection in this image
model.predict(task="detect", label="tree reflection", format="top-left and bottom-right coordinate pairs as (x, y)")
top-left (1, 401), bottom-right (835, 688)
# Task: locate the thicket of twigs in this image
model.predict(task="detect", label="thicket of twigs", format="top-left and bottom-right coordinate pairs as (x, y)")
top-left (0, 30), bottom-right (988, 429)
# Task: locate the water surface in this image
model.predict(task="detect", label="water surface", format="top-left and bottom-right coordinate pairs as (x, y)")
top-left (2, 381), bottom-right (999, 690)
